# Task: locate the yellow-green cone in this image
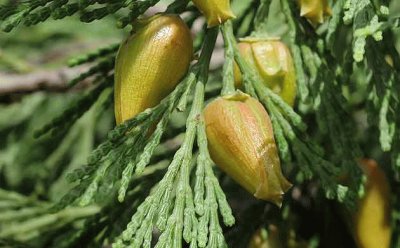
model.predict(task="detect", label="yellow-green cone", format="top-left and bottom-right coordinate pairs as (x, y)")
top-left (354, 159), bottom-right (392, 248)
top-left (204, 91), bottom-right (292, 206)
top-left (234, 39), bottom-right (297, 106)
top-left (192, 0), bottom-right (236, 27)
top-left (114, 14), bottom-right (193, 125)
top-left (298, 0), bottom-right (332, 26)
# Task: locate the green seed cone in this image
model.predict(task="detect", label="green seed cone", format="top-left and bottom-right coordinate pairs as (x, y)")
top-left (114, 14), bottom-right (193, 125)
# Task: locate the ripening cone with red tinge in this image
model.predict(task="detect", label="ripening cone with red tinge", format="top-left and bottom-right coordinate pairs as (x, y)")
top-left (298, 0), bottom-right (332, 26)
top-left (204, 91), bottom-right (292, 206)
top-left (114, 14), bottom-right (193, 125)
top-left (234, 39), bottom-right (297, 106)
top-left (192, 0), bottom-right (236, 27)
top-left (354, 159), bottom-right (392, 248)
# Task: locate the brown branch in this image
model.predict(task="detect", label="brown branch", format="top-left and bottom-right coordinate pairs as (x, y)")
top-left (0, 66), bottom-right (91, 95)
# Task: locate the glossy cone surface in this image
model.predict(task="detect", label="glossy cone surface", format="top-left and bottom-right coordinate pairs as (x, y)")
top-left (114, 14), bottom-right (193, 124)
top-left (204, 92), bottom-right (292, 206)
top-left (192, 0), bottom-right (235, 27)
top-left (234, 39), bottom-right (297, 106)
top-left (355, 159), bottom-right (392, 248)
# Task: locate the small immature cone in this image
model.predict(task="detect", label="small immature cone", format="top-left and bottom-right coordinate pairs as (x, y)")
top-left (298, 0), bottom-right (332, 26)
top-left (114, 14), bottom-right (193, 124)
top-left (354, 159), bottom-right (392, 248)
top-left (192, 0), bottom-right (236, 27)
top-left (234, 39), bottom-right (297, 106)
top-left (384, 54), bottom-right (394, 67)
top-left (204, 91), bottom-right (292, 206)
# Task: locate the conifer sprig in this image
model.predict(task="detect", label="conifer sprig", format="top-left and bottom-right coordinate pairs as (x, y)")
top-left (68, 43), bottom-right (119, 67)
top-left (279, 0), bottom-right (309, 102)
top-left (113, 28), bottom-right (234, 248)
top-left (0, 189), bottom-right (99, 242)
top-left (277, 0), bottom-right (364, 194)
top-left (53, 28), bottom-right (218, 211)
top-left (340, 0), bottom-right (400, 171)
top-left (33, 76), bottom-right (113, 138)
top-left (0, 0), bottom-right (163, 32)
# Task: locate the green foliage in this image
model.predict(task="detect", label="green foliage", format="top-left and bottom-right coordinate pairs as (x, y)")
top-left (0, 0), bottom-right (148, 32)
top-left (1, 0), bottom-right (400, 247)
